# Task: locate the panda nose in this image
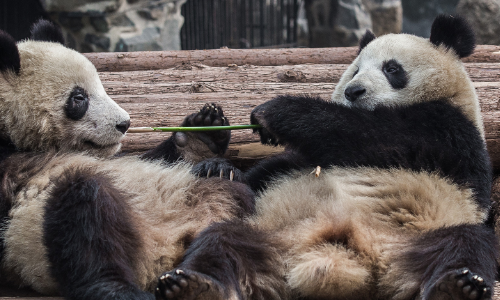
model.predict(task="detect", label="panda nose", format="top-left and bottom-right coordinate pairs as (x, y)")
top-left (116, 120), bottom-right (131, 134)
top-left (344, 86), bottom-right (366, 102)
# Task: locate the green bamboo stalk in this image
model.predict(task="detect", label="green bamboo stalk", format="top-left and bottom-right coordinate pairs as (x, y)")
top-left (127, 124), bottom-right (262, 133)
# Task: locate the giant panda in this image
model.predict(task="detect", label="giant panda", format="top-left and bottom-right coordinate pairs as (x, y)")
top-left (0, 20), bottom-right (253, 299)
top-left (155, 15), bottom-right (498, 300)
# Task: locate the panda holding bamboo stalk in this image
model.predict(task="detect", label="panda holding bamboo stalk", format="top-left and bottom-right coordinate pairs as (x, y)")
top-left (157, 15), bottom-right (498, 300)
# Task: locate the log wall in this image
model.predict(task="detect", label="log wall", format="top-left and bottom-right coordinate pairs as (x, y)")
top-left (83, 46), bottom-right (500, 169)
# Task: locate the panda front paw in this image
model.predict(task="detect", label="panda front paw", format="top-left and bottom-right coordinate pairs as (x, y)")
top-left (425, 268), bottom-right (492, 300)
top-left (191, 158), bottom-right (245, 182)
top-left (251, 102), bottom-right (279, 146)
top-left (155, 269), bottom-right (223, 300)
top-left (174, 103), bottom-right (230, 155)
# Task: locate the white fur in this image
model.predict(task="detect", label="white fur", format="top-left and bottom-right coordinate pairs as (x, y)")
top-left (251, 167), bottom-right (485, 298)
top-left (0, 41), bottom-right (130, 157)
top-left (331, 34), bottom-right (484, 138)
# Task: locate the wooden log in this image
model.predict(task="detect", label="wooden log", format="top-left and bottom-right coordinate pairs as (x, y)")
top-left (99, 63), bottom-right (500, 96)
top-left (84, 45), bottom-right (500, 72)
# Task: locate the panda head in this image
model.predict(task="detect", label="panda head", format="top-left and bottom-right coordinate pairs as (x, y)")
top-left (0, 20), bottom-right (130, 157)
top-left (332, 15), bottom-right (484, 137)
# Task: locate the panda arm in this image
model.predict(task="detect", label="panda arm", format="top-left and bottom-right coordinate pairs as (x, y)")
top-left (250, 96), bottom-right (491, 208)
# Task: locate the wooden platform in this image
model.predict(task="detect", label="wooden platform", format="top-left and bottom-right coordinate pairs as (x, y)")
top-left (2, 46), bottom-right (500, 298)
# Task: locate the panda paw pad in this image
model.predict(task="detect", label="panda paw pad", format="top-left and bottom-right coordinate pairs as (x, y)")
top-left (155, 269), bottom-right (221, 300)
top-left (430, 268), bottom-right (492, 300)
top-left (175, 103), bottom-right (230, 155)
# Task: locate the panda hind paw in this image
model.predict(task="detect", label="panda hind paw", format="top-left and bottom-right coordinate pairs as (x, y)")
top-left (427, 268), bottom-right (492, 300)
top-left (155, 269), bottom-right (222, 300)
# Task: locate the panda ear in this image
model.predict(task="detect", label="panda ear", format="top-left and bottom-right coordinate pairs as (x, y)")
top-left (30, 19), bottom-right (65, 45)
top-left (429, 14), bottom-right (475, 58)
top-left (358, 30), bottom-right (376, 54)
top-left (0, 30), bottom-right (21, 75)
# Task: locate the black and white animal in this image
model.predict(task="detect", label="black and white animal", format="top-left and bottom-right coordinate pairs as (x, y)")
top-left (0, 20), bottom-right (253, 299)
top-left (156, 15), bottom-right (498, 300)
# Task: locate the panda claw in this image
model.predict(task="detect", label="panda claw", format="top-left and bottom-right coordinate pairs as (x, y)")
top-left (220, 169), bottom-right (224, 178)
top-left (230, 170), bottom-right (234, 181)
top-left (426, 268), bottom-right (492, 300)
top-left (156, 269), bottom-right (223, 300)
top-left (206, 168), bottom-right (212, 178)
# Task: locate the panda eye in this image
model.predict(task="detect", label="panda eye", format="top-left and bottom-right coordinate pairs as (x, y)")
top-left (385, 66), bottom-right (398, 74)
top-left (73, 94), bottom-right (86, 102)
top-left (382, 59), bottom-right (408, 90)
top-left (353, 68), bottom-right (359, 78)
top-left (66, 87), bottom-right (89, 120)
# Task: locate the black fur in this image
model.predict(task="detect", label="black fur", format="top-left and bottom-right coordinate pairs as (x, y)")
top-left (245, 150), bottom-right (308, 192)
top-left (43, 168), bottom-right (153, 300)
top-left (0, 30), bottom-right (21, 74)
top-left (157, 221), bottom-right (286, 299)
top-left (401, 224), bottom-right (498, 299)
top-left (0, 150), bottom-right (47, 263)
top-left (140, 137), bottom-right (181, 163)
top-left (30, 19), bottom-right (65, 45)
top-left (248, 96), bottom-right (492, 211)
top-left (430, 14), bottom-right (475, 58)
top-left (142, 103), bottom-right (230, 163)
top-left (358, 29), bottom-right (376, 54)
top-left (0, 138), bottom-right (16, 262)
top-left (382, 59), bottom-right (408, 90)
top-left (65, 86), bottom-right (89, 121)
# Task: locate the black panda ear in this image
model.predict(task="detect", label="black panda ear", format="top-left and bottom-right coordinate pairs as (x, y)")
top-left (30, 19), bottom-right (65, 45)
top-left (429, 14), bottom-right (475, 58)
top-left (0, 30), bottom-right (21, 74)
top-left (358, 30), bottom-right (376, 54)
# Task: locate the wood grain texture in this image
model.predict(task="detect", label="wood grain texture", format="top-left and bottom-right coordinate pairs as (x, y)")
top-left (84, 45), bottom-right (500, 72)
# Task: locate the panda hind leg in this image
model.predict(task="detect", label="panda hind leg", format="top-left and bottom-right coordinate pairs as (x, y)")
top-left (155, 220), bottom-right (287, 300)
top-left (390, 224), bottom-right (497, 300)
top-left (43, 167), bottom-right (153, 300)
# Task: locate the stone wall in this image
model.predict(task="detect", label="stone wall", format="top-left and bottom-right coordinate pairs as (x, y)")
top-left (40, 0), bottom-right (186, 52)
top-left (456, 0), bottom-right (500, 45)
top-left (304, 0), bottom-right (402, 48)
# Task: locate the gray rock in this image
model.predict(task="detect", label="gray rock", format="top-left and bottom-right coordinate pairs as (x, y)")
top-left (457, 0), bottom-right (500, 45)
top-left (42, 0), bottom-right (187, 52)
top-left (402, 0), bottom-right (459, 37)
top-left (85, 33), bottom-right (111, 50)
top-left (305, 0), bottom-right (372, 47)
top-left (58, 12), bottom-right (85, 32)
top-left (362, 0), bottom-right (402, 36)
top-left (305, 0), bottom-right (401, 47)
top-left (109, 15), bottom-right (135, 27)
top-left (114, 27), bottom-right (163, 52)
top-left (88, 10), bottom-right (109, 33)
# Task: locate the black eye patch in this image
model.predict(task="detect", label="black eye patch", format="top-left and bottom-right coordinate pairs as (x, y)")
top-left (382, 59), bottom-right (408, 90)
top-left (65, 86), bottom-right (89, 120)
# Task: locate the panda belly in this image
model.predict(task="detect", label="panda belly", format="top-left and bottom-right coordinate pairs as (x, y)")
top-left (1, 154), bottom-right (245, 295)
top-left (250, 167), bottom-right (485, 299)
